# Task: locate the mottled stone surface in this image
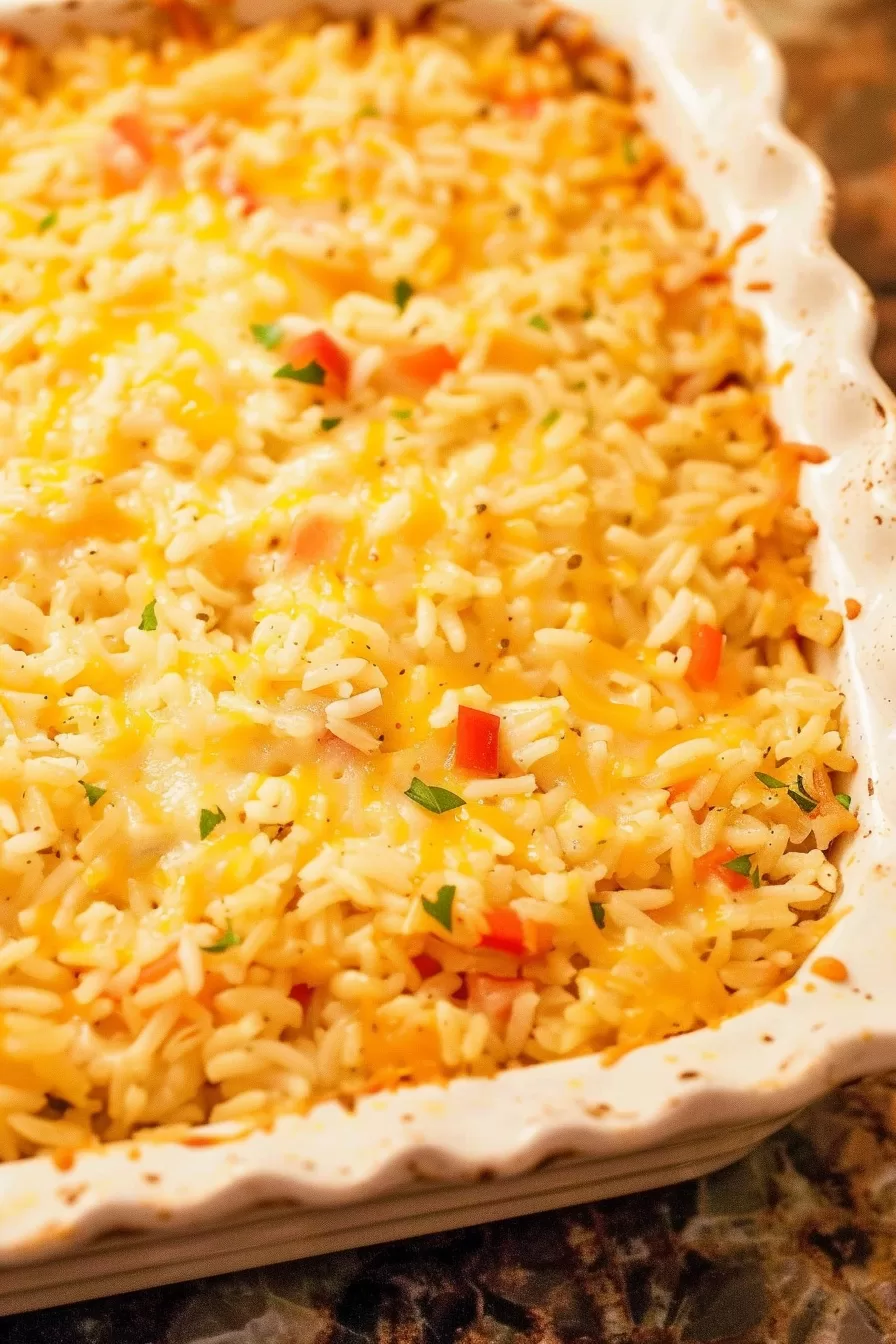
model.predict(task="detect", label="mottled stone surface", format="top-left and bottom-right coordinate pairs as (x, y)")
top-left (11, 1077), bottom-right (896, 1342)
top-left (750, 0), bottom-right (896, 381)
top-left (8, 3), bottom-right (896, 1340)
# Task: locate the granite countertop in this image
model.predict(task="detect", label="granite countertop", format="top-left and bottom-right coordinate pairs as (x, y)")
top-left (11, 1077), bottom-right (896, 1343)
top-left (8, 2), bottom-right (896, 1340)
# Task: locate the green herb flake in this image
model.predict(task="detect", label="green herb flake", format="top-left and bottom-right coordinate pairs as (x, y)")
top-left (394, 278), bottom-right (413, 312)
top-left (80, 781), bottom-right (106, 806)
top-left (250, 321), bottom-right (283, 350)
top-left (357, 104), bottom-right (379, 118)
top-left (835, 793), bottom-right (852, 809)
top-left (755, 771), bottom-right (787, 790)
top-left (581, 308), bottom-right (594, 321)
top-left (622, 134), bottom-right (638, 165)
top-left (421, 883), bottom-right (455, 932)
top-left (404, 777), bottom-right (465, 815)
top-left (540, 408), bottom-right (560, 431)
top-left (274, 359), bottom-right (326, 386)
top-left (750, 866), bottom-right (761, 889)
top-left (338, 196), bottom-right (351, 213)
top-left (722, 853), bottom-right (753, 876)
top-left (787, 774), bottom-right (818, 814)
top-left (199, 805), bottom-right (226, 840)
top-left (570, 380), bottom-right (587, 391)
top-left (321, 417), bottom-right (342, 432)
top-left (528, 314), bottom-right (550, 332)
top-left (138, 599), bottom-right (158, 632)
top-left (392, 408), bottom-right (412, 420)
top-left (38, 211), bottom-right (58, 233)
top-left (201, 920), bottom-right (241, 953)
top-left (589, 901), bottom-right (606, 930)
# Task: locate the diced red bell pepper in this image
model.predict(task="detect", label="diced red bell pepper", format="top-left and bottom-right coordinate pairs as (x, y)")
top-left (112, 114), bottom-right (153, 162)
top-left (501, 94), bottom-right (541, 118)
top-left (412, 953), bottom-right (442, 980)
top-left (289, 983), bottom-right (313, 1008)
top-left (455, 705), bottom-right (500, 775)
top-left (479, 909), bottom-right (553, 958)
top-left (693, 844), bottom-right (750, 892)
top-left (666, 777), bottom-right (708, 821)
top-left (480, 908), bottom-right (526, 956)
top-left (686, 624), bottom-right (724, 690)
top-left (392, 344), bottom-right (457, 387)
top-left (286, 514), bottom-right (342, 566)
top-left (467, 972), bottom-right (534, 1025)
top-left (286, 330), bottom-right (351, 399)
top-left (101, 114), bottom-right (154, 195)
top-left (218, 169), bottom-right (259, 216)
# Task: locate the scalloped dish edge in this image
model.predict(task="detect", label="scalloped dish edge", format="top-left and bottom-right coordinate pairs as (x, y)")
top-left (0, 0), bottom-right (893, 1267)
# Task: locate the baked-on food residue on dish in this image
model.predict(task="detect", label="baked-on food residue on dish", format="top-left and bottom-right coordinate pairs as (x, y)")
top-left (0, 11), bottom-right (857, 1158)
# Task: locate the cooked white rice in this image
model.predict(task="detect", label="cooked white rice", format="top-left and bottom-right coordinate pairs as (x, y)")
top-left (0, 9), bottom-right (857, 1159)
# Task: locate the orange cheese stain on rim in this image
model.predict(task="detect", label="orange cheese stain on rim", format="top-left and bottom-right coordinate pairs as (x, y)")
top-left (811, 956), bottom-right (848, 983)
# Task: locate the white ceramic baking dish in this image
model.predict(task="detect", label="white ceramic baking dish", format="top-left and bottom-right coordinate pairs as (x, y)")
top-left (0, 0), bottom-right (893, 1314)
